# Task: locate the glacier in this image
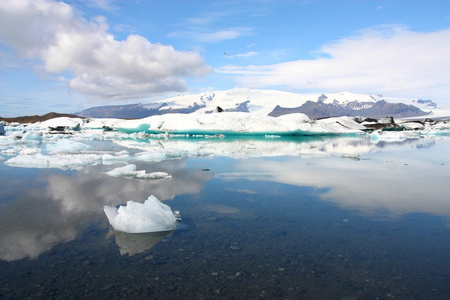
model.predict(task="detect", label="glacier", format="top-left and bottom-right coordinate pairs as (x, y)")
top-left (103, 195), bottom-right (178, 233)
top-left (111, 113), bottom-right (366, 135)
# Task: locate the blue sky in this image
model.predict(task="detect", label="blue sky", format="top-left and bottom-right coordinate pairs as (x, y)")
top-left (1, 0), bottom-right (450, 117)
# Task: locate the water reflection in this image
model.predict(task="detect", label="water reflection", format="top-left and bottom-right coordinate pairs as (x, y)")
top-left (115, 135), bottom-right (375, 159)
top-left (45, 160), bottom-right (212, 213)
top-left (105, 229), bottom-right (174, 256)
top-left (216, 138), bottom-right (450, 217)
top-left (0, 160), bottom-right (212, 261)
top-left (1, 135), bottom-right (449, 262)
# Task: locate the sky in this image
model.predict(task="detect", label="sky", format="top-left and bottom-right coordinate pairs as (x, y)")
top-left (1, 0), bottom-right (450, 117)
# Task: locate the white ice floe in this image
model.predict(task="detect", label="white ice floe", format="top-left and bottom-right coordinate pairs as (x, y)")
top-left (105, 164), bottom-right (172, 180)
top-left (133, 151), bottom-right (168, 162)
top-left (0, 132), bottom-right (40, 149)
top-left (1, 148), bottom-right (19, 155)
top-left (102, 150), bottom-right (131, 165)
top-left (5, 153), bottom-right (103, 170)
top-left (19, 147), bottom-right (41, 155)
top-left (46, 139), bottom-right (91, 153)
top-left (21, 132), bottom-right (42, 142)
top-left (1, 113), bottom-right (449, 171)
top-left (103, 195), bottom-right (178, 233)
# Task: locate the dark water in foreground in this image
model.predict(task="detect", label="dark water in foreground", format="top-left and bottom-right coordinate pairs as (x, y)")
top-left (1, 137), bottom-right (450, 299)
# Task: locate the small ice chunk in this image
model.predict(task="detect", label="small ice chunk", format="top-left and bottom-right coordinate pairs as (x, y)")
top-left (22, 132), bottom-right (42, 142)
top-left (137, 171), bottom-right (172, 180)
top-left (173, 210), bottom-right (182, 222)
top-left (1, 148), bottom-right (19, 155)
top-left (105, 164), bottom-right (172, 179)
top-left (102, 150), bottom-right (130, 165)
top-left (133, 151), bottom-right (167, 162)
top-left (105, 164), bottom-right (138, 177)
top-left (46, 139), bottom-right (91, 153)
top-left (103, 195), bottom-right (178, 233)
top-left (0, 122), bottom-right (5, 135)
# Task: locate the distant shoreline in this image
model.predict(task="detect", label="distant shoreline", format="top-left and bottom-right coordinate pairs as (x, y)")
top-left (0, 112), bottom-right (81, 123)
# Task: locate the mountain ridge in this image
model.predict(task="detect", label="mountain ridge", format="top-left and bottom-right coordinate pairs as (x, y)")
top-left (76, 89), bottom-right (434, 119)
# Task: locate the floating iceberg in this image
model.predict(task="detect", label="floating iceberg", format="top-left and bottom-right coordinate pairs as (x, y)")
top-left (103, 195), bottom-right (178, 233)
top-left (113, 112), bottom-right (366, 135)
top-left (30, 117), bottom-right (84, 131)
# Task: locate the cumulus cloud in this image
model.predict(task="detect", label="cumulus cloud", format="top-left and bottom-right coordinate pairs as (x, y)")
top-left (0, 0), bottom-right (212, 101)
top-left (217, 25), bottom-right (450, 102)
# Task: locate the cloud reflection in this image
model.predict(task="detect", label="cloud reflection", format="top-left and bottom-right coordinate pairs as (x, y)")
top-left (1, 135), bottom-right (448, 261)
top-left (217, 138), bottom-right (450, 217)
top-left (0, 160), bottom-right (212, 261)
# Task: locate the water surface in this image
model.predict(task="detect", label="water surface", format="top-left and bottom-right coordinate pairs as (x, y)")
top-left (1, 136), bottom-right (449, 299)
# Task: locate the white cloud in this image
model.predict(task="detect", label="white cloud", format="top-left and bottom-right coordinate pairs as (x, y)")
top-left (168, 27), bottom-right (253, 43)
top-left (168, 8), bottom-right (254, 43)
top-left (217, 25), bottom-right (450, 102)
top-left (226, 51), bottom-right (258, 58)
top-left (0, 0), bottom-right (212, 101)
top-left (77, 0), bottom-right (121, 12)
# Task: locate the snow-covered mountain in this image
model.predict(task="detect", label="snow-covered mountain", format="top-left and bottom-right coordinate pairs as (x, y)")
top-left (77, 88), bottom-right (434, 119)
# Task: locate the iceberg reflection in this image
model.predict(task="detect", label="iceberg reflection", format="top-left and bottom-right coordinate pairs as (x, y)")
top-left (105, 229), bottom-right (174, 256)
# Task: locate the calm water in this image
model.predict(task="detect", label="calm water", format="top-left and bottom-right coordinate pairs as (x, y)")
top-left (1, 135), bottom-right (450, 299)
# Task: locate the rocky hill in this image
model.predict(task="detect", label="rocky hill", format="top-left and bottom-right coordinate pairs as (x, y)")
top-left (0, 112), bottom-right (81, 123)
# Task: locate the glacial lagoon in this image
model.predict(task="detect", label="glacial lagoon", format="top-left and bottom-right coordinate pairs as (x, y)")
top-left (1, 134), bottom-right (450, 299)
